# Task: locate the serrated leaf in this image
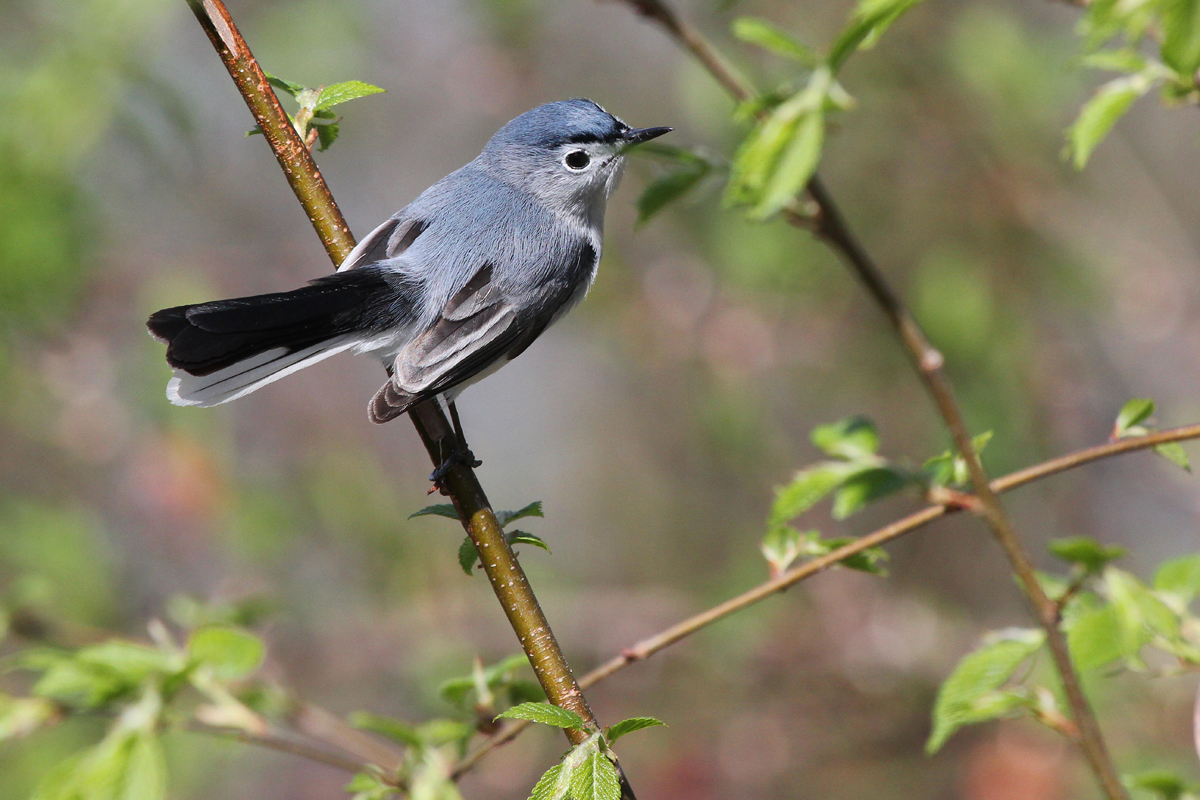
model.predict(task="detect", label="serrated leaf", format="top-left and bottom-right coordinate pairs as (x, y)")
top-left (1048, 537), bottom-right (1126, 572)
top-left (1116, 398), bottom-right (1156, 436)
top-left (187, 625), bottom-right (264, 681)
top-left (314, 80), bottom-right (386, 110)
top-left (831, 466), bottom-right (912, 519)
top-left (495, 501), bottom-right (544, 527)
top-left (410, 504), bottom-right (460, 521)
top-left (529, 764), bottom-right (569, 800)
top-left (732, 17), bottom-right (816, 63)
top-left (1155, 441), bottom-right (1191, 471)
top-left (770, 463), bottom-right (858, 527)
top-left (1154, 554), bottom-right (1200, 602)
top-left (811, 415), bottom-right (880, 460)
top-left (568, 752), bottom-right (622, 800)
top-left (1068, 73), bottom-right (1152, 168)
top-left (637, 161), bottom-right (710, 224)
top-left (265, 73), bottom-right (306, 98)
top-left (605, 716), bottom-right (666, 743)
top-left (507, 531), bottom-right (550, 553)
top-left (926, 628), bottom-right (1045, 753)
top-left (458, 537), bottom-right (479, 575)
top-left (828, 0), bottom-right (925, 71)
top-left (349, 712), bottom-right (422, 747)
top-left (1161, 0), bottom-right (1200, 75)
top-left (495, 702), bottom-right (587, 730)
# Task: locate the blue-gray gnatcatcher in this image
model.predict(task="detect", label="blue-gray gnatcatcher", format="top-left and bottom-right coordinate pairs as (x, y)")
top-left (147, 100), bottom-right (670, 445)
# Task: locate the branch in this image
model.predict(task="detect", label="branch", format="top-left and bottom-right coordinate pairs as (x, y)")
top-left (181, 719), bottom-right (381, 778)
top-left (184, 1), bottom-right (629, 794)
top-left (454, 422), bottom-right (1200, 773)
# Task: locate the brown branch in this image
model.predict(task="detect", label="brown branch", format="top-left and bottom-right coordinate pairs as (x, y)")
top-left (454, 423), bottom-right (1200, 773)
top-left (181, 719), bottom-right (380, 778)
top-left (184, 1), bottom-right (628, 794)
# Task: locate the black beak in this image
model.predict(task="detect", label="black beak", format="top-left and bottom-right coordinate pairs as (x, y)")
top-left (622, 126), bottom-right (673, 145)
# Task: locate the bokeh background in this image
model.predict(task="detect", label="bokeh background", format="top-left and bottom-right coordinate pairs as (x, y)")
top-left (1, 0), bottom-right (1198, 798)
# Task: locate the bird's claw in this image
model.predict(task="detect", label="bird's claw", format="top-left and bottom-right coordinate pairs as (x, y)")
top-left (429, 447), bottom-right (482, 486)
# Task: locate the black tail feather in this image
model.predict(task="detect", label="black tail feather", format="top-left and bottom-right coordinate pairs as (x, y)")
top-left (148, 268), bottom-right (398, 378)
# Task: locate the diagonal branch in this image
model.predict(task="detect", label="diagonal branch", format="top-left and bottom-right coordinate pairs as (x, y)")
top-left (613, 1), bottom-right (1130, 796)
top-left (183, 1), bottom-right (629, 794)
top-left (454, 423), bottom-right (1200, 774)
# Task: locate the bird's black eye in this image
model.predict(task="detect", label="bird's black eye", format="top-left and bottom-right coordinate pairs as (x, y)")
top-left (564, 150), bottom-right (590, 170)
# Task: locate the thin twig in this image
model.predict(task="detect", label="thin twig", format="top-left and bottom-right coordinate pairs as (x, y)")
top-left (180, 719), bottom-right (379, 777)
top-left (454, 423), bottom-right (1200, 773)
top-left (184, 1), bottom-right (629, 794)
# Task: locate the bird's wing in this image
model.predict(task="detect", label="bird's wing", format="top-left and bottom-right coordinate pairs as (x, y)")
top-left (368, 262), bottom-right (558, 423)
top-left (338, 215), bottom-right (428, 272)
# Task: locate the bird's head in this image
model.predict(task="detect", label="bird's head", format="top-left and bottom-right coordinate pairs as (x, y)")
top-left (480, 99), bottom-right (671, 222)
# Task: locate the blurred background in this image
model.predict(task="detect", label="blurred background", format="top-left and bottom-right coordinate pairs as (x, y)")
top-left (1, 0), bottom-right (1198, 798)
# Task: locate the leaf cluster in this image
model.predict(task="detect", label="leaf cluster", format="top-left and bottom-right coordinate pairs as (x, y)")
top-left (495, 703), bottom-right (664, 800)
top-left (411, 501), bottom-right (550, 575)
top-left (1066, 1), bottom-right (1200, 167)
top-left (248, 74), bottom-right (385, 152)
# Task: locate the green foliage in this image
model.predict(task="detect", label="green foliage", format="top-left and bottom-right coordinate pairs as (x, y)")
top-left (827, 0), bottom-right (925, 71)
top-left (762, 416), bottom-right (910, 576)
top-left (187, 625), bottom-right (264, 682)
top-left (345, 772), bottom-right (398, 800)
top-left (1067, 0), bottom-right (1200, 167)
top-left (1049, 536), bottom-right (1126, 573)
top-left (411, 499), bottom-right (548, 573)
top-left (633, 145), bottom-right (716, 225)
top-left (732, 17), bottom-right (816, 64)
top-left (254, 72), bottom-right (385, 152)
top-left (1127, 769), bottom-right (1200, 800)
top-left (1154, 554), bottom-right (1200, 603)
top-left (495, 502), bottom-right (544, 527)
top-left (526, 733), bottom-right (620, 800)
top-left (438, 654), bottom-right (543, 714)
top-left (923, 432), bottom-right (993, 488)
top-left (605, 716), bottom-right (667, 743)
top-left (496, 702), bottom-right (587, 730)
top-left (409, 504), bottom-right (460, 521)
top-left (926, 628), bottom-right (1044, 753)
top-left (1112, 399), bottom-right (1192, 471)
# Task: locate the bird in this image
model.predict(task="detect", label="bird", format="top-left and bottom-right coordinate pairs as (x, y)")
top-left (147, 99), bottom-right (670, 476)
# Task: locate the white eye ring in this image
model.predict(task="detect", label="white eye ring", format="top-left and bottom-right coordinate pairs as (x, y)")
top-left (564, 150), bottom-right (590, 171)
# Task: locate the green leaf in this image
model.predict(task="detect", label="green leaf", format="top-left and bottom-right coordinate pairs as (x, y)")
top-left (831, 466), bottom-right (912, 519)
top-left (770, 463), bottom-right (858, 527)
top-left (1154, 441), bottom-right (1191, 471)
top-left (811, 415), bottom-right (880, 460)
top-left (313, 108), bottom-right (340, 152)
top-left (265, 73), bottom-right (306, 98)
top-left (1106, 568), bottom-right (1181, 643)
top-left (1116, 398), bottom-right (1156, 436)
top-left (1048, 537), bottom-right (1126, 572)
top-left (732, 17), bottom-right (816, 63)
top-left (761, 526), bottom-right (814, 575)
top-left (458, 536), bottom-right (479, 575)
top-left (924, 432), bottom-right (993, 488)
top-left (1127, 768), bottom-right (1200, 800)
top-left (1082, 49), bottom-right (1148, 73)
top-left (122, 732), bottom-right (167, 800)
top-left (507, 531), bottom-right (550, 553)
top-left (926, 628), bottom-right (1045, 753)
top-left (346, 771), bottom-right (397, 800)
top-left (1067, 73), bottom-right (1152, 169)
top-left (495, 702), bottom-right (587, 730)
top-left (33, 658), bottom-right (131, 710)
top-left (77, 642), bottom-right (171, 683)
top-left (1161, 0), bottom-right (1200, 76)
top-left (349, 712), bottom-right (422, 747)
top-left (807, 535), bottom-right (890, 574)
top-left (187, 625), bottom-right (265, 681)
top-left (410, 504), bottom-right (460, 521)
top-left (568, 751), bottom-right (622, 800)
top-left (605, 716), bottom-right (666, 743)
top-left (828, 0), bottom-right (925, 72)
top-left (529, 764), bottom-right (569, 800)
top-left (750, 109), bottom-right (824, 219)
top-left (1067, 604), bottom-right (1131, 671)
top-left (1154, 554), bottom-right (1200, 602)
top-left (637, 161), bottom-right (710, 225)
top-left (314, 80), bottom-right (386, 111)
top-left (495, 501), bottom-right (544, 528)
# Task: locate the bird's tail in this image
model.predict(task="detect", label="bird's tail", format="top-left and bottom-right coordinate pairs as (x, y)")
top-left (147, 267), bottom-right (398, 407)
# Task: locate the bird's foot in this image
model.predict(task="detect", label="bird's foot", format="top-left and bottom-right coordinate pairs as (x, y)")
top-left (429, 447), bottom-right (483, 487)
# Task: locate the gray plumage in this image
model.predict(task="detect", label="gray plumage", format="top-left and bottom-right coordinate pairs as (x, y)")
top-left (147, 99), bottom-right (670, 423)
